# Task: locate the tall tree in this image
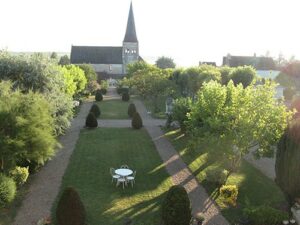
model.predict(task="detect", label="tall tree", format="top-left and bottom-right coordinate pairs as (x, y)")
top-left (188, 80), bottom-right (293, 170)
top-left (58, 55), bottom-right (70, 66)
top-left (50, 52), bottom-right (58, 59)
top-left (155, 56), bottom-right (176, 69)
top-left (229, 66), bottom-right (257, 88)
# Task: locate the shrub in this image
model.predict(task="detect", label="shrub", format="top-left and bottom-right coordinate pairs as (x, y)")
top-left (206, 168), bottom-right (229, 185)
top-left (118, 87), bottom-right (129, 95)
top-left (85, 112), bottom-right (98, 128)
top-left (172, 97), bottom-right (192, 131)
top-left (219, 185), bottom-right (238, 206)
top-left (0, 174), bottom-right (16, 206)
top-left (90, 104), bottom-right (101, 118)
top-left (131, 112), bottom-right (143, 129)
top-left (162, 185), bottom-right (191, 225)
top-left (283, 87), bottom-right (296, 101)
top-left (122, 92), bottom-right (130, 101)
top-left (243, 205), bottom-right (288, 225)
top-left (56, 187), bottom-right (86, 225)
top-left (128, 103), bottom-right (136, 117)
top-left (95, 90), bottom-right (103, 101)
top-left (100, 89), bottom-right (107, 95)
top-left (9, 166), bottom-right (29, 186)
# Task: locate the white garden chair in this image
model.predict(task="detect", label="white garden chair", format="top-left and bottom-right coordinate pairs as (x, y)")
top-left (110, 168), bottom-right (120, 183)
top-left (116, 177), bottom-right (127, 189)
top-left (120, 164), bottom-right (129, 169)
top-left (126, 171), bottom-right (136, 187)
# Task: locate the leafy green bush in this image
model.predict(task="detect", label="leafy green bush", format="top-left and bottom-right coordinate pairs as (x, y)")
top-left (0, 174), bottom-right (16, 206)
top-left (128, 103), bottom-right (136, 117)
top-left (122, 92), bottom-right (130, 101)
top-left (131, 112), bottom-right (143, 129)
top-left (90, 104), bottom-right (101, 118)
top-left (95, 90), bottom-right (103, 101)
top-left (283, 87), bottom-right (296, 101)
top-left (172, 98), bottom-right (192, 131)
top-left (206, 168), bottom-right (229, 185)
top-left (9, 166), bottom-right (29, 186)
top-left (100, 89), bottom-right (107, 95)
top-left (162, 185), bottom-right (191, 225)
top-left (117, 87), bottom-right (129, 95)
top-left (56, 187), bottom-right (86, 225)
top-left (219, 185), bottom-right (238, 206)
top-left (243, 205), bottom-right (288, 225)
top-left (85, 112), bottom-right (98, 128)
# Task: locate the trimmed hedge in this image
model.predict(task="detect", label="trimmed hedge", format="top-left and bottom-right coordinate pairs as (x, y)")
top-left (90, 104), bottom-right (101, 118)
top-left (122, 92), bottom-right (130, 101)
top-left (100, 89), bottom-right (107, 95)
top-left (56, 187), bottom-right (86, 225)
top-left (95, 90), bottom-right (103, 101)
top-left (0, 174), bottom-right (16, 206)
top-left (9, 166), bottom-right (29, 186)
top-left (131, 112), bottom-right (143, 129)
top-left (128, 103), bottom-right (136, 117)
top-left (206, 168), bottom-right (229, 185)
top-left (162, 185), bottom-right (191, 225)
top-left (219, 185), bottom-right (238, 206)
top-left (85, 112), bottom-right (98, 128)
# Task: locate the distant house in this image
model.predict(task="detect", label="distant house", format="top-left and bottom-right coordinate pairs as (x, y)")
top-left (199, 61), bottom-right (216, 66)
top-left (223, 54), bottom-right (276, 70)
top-left (70, 3), bottom-right (141, 79)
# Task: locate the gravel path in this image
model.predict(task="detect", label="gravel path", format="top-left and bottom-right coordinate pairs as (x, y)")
top-left (14, 101), bottom-right (92, 225)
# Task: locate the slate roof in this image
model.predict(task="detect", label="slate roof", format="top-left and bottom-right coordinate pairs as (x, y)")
top-left (223, 55), bottom-right (275, 70)
top-left (123, 2), bottom-right (138, 43)
top-left (70, 46), bottom-right (123, 64)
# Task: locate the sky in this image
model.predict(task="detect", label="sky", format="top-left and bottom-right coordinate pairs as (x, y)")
top-left (1, 0), bottom-right (299, 66)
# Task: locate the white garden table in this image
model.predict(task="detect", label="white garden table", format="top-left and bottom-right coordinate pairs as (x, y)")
top-left (115, 168), bottom-right (133, 177)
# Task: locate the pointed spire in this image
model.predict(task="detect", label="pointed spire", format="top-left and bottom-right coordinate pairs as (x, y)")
top-left (123, 2), bottom-right (138, 43)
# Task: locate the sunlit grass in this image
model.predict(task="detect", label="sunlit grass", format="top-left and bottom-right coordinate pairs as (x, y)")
top-left (96, 99), bottom-right (131, 119)
top-left (52, 128), bottom-right (173, 225)
top-left (164, 128), bottom-right (287, 223)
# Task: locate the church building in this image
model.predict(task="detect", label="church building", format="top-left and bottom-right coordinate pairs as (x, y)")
top-left (70, 2), bottom-right (141, 79)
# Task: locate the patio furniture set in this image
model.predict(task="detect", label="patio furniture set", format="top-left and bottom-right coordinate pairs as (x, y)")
top-left (110, 165), bottom-right (136, 189)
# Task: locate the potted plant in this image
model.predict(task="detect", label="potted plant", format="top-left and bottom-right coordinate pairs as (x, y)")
top-left (193, 213), bottom-right (205, 225)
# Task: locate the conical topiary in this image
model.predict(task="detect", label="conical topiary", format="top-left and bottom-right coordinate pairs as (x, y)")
top-left (122, 92), bottom-right (130, 102)
top-left (162, 185), bottom-right (191, 225)
top-left (95, 90), bottom-right (103, 101)
top-left (128, 103), bottom-right (136, 118)
top-left (56, 187), bottom-right (86, 225)
top-left (90, 104), bottom-right (101, 118)
top-left (131, 112), bottom-right (143, 129)
top-left (85, 112), bottom-right (98, 128)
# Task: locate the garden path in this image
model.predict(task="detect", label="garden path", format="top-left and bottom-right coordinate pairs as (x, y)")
top-left (100, 87), bottom-right (229, 225)
top-left (14, 101), bottom-right (93, 225)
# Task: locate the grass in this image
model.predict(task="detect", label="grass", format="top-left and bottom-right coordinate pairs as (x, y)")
top-left (96, 99), bottom-right (131, 119)
top-left (164, 129), bottom-right (287, 224)
top-left (52, 128), bottom-right (173, 225)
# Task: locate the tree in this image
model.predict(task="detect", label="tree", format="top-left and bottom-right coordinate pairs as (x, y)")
top-left (126, 61), bottom-right (152, 78)
top-left (229, 66), bottom-right (257, 87)
top-left (275, 120), bottom-right (300, 207)
top-left (56, 187), bottom-right (86, 225)
top-left (155, 56), bottom-right (176, 69)
top-left (218, 66), bottom-right (233, 85)
top-left (77, 64), bottom-right (97, 82)
top-left (0, 81), bottom-right (58, 172)
top-left (162, 185), bottom-right (191, 225)
top-left (188, 80), bottom-right (293, 171)
top-left (58, 55), bottom-right (70, 65)
top-left (50, 52), bottom-right (58, 59)
top-left (64, 65), bottom-right (87, 95)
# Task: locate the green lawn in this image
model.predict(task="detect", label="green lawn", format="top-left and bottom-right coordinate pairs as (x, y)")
top-left (52, 128), bottom-right (173, 225)
top-left (164, 129), bottom-right (287, 224)
top-left (96, 100), bottom-right (131, 119)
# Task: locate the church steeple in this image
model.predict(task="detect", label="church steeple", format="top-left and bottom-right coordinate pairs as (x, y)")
top-left (123, 2), bottom-right (138, 43)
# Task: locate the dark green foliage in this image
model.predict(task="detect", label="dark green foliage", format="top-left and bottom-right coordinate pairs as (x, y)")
top-left (90, 104), bottom-right (101, 118)
top-left (56, 187), bottom-right (86, 225)
top-left (275, 121), bottom-right (300, 206)
top-left (155, 56), bottom-right (176, 69)
top-left (162, 185), bottom-right (191, 225)
top-left (58, 55), bottom-right (70, 65)
top-left (117, 87), bottom-right (129, 95)
top-left (9, 166), bottom-right (29, 186)
top-left (230, 66), bottom-right (256, 87)
top-left (283, 87), bottom-right (296, 101)
top-left (128, 103), bottom-right (136, 117)
top-left (85, 112), bottom-right (98, 128)
top-left (243, 205), bottom-right (288, 225)
top-left (131, 112), bottom-right (143, 129)
top-left (122, 92), bottom-right (130, 101)
top-left (100, 89), bottom-right (107, 95)
top-left (206, 168), bottom-right (229, 185)
top-left (0, 174), bottom-right (16, 206)
top-left (172, 98), bottom-right (192, 131)
top-left (95, 90), bottom-right (103, 102)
